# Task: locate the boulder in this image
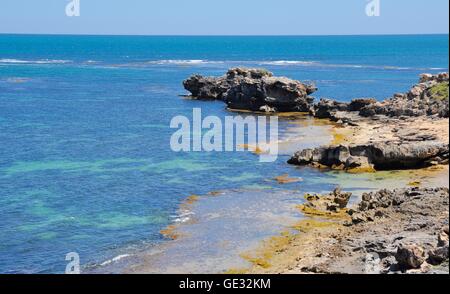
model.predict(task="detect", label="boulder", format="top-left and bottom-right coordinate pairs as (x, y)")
top-left (395, 244), bottom-right (427, 269)
top-left (348, 98), bottom-right (377, 111)
top-left (312, 98), bottom-right (349, 118)
top-left (428, 246), bottom-right (449, 265)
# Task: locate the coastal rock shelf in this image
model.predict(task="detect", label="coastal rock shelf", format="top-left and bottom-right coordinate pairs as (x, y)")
top-left (289, 72), bottom-right (450, 172)
top-left (183, 68), bottom-right (317, 112)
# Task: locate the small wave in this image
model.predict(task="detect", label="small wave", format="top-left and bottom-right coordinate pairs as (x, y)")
top-left (257, 60), bottom-right (446, 71)
top-left (0, 58), bottom-right (72, 64)
top-left (260, 60), bottom-right (317, 66)
top-left (5, 77), bottom-right (30, 83)
top-left (171, 211), bottom-right (195, 223)
top-left (147, 59), bottom-right (224, 66)
top-left (99, 254), bottom-right (131, 266)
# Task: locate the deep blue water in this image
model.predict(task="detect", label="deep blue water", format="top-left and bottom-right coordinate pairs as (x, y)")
top-left (0, 34), bottom-right (448, 273)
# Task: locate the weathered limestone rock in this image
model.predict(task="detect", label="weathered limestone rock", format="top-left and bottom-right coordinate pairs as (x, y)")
top-left (183, 68), bottom-right (317, 112)
top-left (359, 73), bottom-right (449, 118)
top-left (288, 142), bottom-right (449, 171)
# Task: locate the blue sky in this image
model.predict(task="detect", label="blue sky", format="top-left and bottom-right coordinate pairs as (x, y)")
top-left (0, 0), bottom-right (448, 35)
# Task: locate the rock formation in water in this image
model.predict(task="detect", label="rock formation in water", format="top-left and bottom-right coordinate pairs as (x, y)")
top-left (183, 68), bottom-right (317, 112)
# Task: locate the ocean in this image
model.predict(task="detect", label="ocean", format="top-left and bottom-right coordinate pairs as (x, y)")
top-left (0, 34), bottom-right (448, 273)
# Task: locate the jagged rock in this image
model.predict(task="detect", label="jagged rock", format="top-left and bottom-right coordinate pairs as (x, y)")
top-left (312, 98), bottom-right (349, 118)
top-left (183, 68), bottom-right (317, 112)
top-left (348, 187), bottom-right (449, 226)
top-left (332, 187), bottom-right (352, 209)
top-left (345, 156), bottom-right (370, 169)
top-left (348, 98), bottom-right (377, 111)
top-left (395, 244), bottom-right (427, 269)
top-left (302, 187), bottom-right (352, 214)
top-left (359, 73), bottom-right (449, 118)
top-left (311, 97), bottom-right (377, 119)
top-left (428, 246), bottom-right (449, 265)
top-left (182, 75), bottom-right (229, 100)
top-left (438, 228), bottom-right (449, 247)
top-left (427, 227), bottom-right (449, 265)
top-left (226, 67), bottom-right (274, 79)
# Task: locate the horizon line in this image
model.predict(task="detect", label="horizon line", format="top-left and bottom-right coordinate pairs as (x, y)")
top-left (0, 32), bottom-right (449, 37)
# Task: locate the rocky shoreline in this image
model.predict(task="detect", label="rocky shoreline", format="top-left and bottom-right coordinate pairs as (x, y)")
top-left (288, 73), bottom-right (449, 172)
top-left (244, 187), bottom-right (449, 274)
top-left (182, 68), bottom-right (449, 274)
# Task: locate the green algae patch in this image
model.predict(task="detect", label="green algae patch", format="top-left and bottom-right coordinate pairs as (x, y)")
top-left (219, 172), bottom-right (261, 182)
top-left (240, 255), bottom-right (272, 269)
top-left (240, 231), bottom-right (295, 270)
top-left (1, 158), bottom-right (154, 176)
top-left (36, 231), bottom-right (58, 240)
top-left (233, 219), bottom-right (340, 273)
top-left (408, 181), bottom-right (422, 187)
top-left (224, 268), bottom-right (249, 274)
top-left (291, 219), bottom-right (337, 233)
top-left (430, 82), bottom-right (449, 101)
top-left (346, 166), bottom-right (377, 174)
top-left (149, 158), bottom-right (220, 173)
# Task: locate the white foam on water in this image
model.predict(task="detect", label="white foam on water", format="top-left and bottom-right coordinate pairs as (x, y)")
top-left (99, 254), bottom-right (132, 266)
top-left (260, 60), bottom-right (318, 66)
top-left (148, 59), bottom-right (224, 65)
top-left (0, 58), bottom-right (72, 64)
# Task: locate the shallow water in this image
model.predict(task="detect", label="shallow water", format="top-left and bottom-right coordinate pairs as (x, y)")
top-left (0, 34), bottom-right (448, 273)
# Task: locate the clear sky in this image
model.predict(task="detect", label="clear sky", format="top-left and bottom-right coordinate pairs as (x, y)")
top-left (0, 0), bottom-right (448, 35)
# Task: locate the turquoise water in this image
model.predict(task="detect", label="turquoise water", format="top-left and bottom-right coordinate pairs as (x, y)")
top-left (0, 35), bottom-right (448, 273)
